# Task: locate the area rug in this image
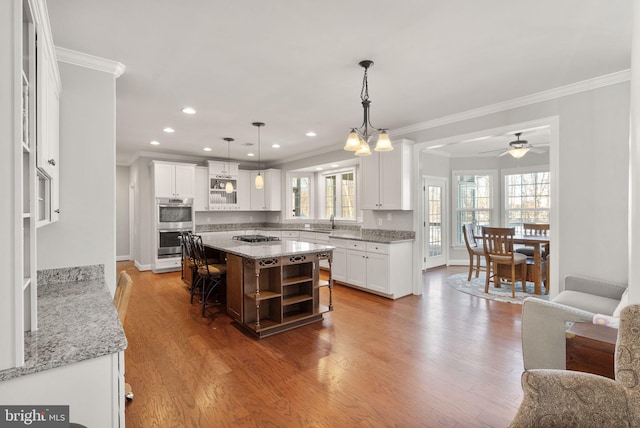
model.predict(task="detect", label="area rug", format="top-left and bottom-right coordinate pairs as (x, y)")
top-left (447, 273), bottom-right (549, 304)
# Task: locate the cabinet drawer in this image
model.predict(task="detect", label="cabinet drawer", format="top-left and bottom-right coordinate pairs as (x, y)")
top-left (329, 238), bottom-right (350, 248)
top-left (345, 240), bottom-right (366, 251)
top-left (155, 257), bottom-right (181, 269)
top-left (299, 231), bottom-right (316, 241)
top-left (314, 232), bottom-right (331, 243)
top-left (366, 242), bottom-right (389, 254)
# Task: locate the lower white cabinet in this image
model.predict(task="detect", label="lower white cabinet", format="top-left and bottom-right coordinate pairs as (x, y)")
top-left (329, 237), bottom-right (413, 299)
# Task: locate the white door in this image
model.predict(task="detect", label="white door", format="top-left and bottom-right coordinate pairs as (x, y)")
top-left (423, 177), bottom-right (447, 269)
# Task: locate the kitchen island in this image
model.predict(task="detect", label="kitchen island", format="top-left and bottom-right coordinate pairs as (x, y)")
top-left (201, 236), bottom-right (334, 338)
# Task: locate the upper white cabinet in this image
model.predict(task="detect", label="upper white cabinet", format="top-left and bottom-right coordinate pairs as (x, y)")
top-left (34, 9), bottom-right (61, 225)
top-left (237, 170), bottom-right (251, 210)
top-left (250, 169), bottom-right (281, 211)
top-left (360, 139), bottom-right (413, 210)
top-left (208, 161), bottom-right (239, 211)
top-left (208, 160), bottom-right (239, 178)
top-left (151, 161), bottom-right (195, 198)
top-left (194, 166), bottom-right (209, 211)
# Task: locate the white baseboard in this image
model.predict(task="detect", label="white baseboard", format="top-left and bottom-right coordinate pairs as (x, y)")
top-left (116, 255), bottom-right (130, 262)
top-left (134, 260), bottom-right (151, 271)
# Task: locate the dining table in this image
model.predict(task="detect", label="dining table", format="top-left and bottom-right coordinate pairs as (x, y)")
top-left (476, 233), bottom-right (550, 295)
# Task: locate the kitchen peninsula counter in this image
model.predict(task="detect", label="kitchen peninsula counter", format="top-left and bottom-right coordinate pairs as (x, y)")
top-left (0, 266), bottom-right (127, 383)
top-left (201, 236), bottom-right (334, 338)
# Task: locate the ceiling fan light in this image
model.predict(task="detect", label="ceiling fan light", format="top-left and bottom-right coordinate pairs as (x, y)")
top-left (354, 141), bottom-right (372, 156)
top-left (344, 130), bottom-right (361, 151)
top-left (255, 172), bottom-right (264, 189)
top-left (509, 147), bottom-right (529, 159)
top-left (225, 181), bottom-right (234, 193)
top-left (374, 130), bottom-right (393, 151)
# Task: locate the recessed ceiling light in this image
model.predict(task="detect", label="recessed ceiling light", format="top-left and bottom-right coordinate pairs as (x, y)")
top-left (306, 131), bottom-right (317, 137)
top-left (427, 144), bottom-right (445, 150)
top-left (181, 107), bottom-right (196, 115)
top-left (163, 127), bottom-right (175, 133)
top-left (272, 144), bottom-right (280, 148)
top-left (331, 164), bottom-right (339, 168)
top-left (316, 167), bottom-right (323, 171)
top-left (150, 140), bottom-right (160, 145)
top-left (247, 153), bottom-right (255, 157)
top-left (203, 147), bottom-right (212, 152)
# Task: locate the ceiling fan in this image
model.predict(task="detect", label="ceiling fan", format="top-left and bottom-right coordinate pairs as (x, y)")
top-left (481, 132), bottom-right (549, 159)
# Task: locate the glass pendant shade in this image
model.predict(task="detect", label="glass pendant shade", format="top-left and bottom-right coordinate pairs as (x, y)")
top-left (374, 130), bottom-right (393, 151)
top-left (255, 172), bottom-right (264, 189)
top-left (225, 181), bottom-right (234, 193)
top-left (354, 141), bottom-right (372, 156)
top-left (509, 147), bottom-right (529, 159)
top-left (344, 130), bottom-right (361, 151)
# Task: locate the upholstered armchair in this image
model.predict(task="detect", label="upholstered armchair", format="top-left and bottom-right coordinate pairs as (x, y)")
top-left (509, 304), bottom-right (640, 427)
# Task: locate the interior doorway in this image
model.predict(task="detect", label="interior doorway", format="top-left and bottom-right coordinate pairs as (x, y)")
top-left (423, 176), bottom-right (448, 269)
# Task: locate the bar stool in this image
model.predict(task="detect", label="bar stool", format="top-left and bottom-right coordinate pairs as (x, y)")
top-left (190, 235), bottom-right (227, 316)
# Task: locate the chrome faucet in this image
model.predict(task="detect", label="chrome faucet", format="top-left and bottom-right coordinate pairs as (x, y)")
top-left (330, 214), bottom-right (335, 229)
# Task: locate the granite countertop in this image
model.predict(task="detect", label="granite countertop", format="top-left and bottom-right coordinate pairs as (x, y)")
top-left (201, 236), bottom-right (334, 259)
top-left (196, 223), bottom-right (415, 244)
top-left (0, 276), bottom-right (127, 383)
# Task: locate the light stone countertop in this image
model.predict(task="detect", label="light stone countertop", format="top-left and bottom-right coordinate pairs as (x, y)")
top-left (0, 274), bottom-right (127, 383)
top-left (201, 236), bottom-right (334, 259)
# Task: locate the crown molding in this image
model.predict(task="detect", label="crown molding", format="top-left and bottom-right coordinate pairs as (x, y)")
top-left (55, 46), bottom-right (126, 78)
top-left (391, 69), bottom-right (631, 136)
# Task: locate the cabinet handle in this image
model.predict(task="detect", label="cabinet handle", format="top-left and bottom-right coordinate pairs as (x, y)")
top-left (48, 159), bottom-right (56, 166)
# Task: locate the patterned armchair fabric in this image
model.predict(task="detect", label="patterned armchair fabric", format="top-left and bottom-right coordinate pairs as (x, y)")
top-left (509, 304), bottom-right (640, 427)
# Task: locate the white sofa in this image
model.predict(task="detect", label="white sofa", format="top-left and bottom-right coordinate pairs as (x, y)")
top-left (521, 275), bottom-right (627, 370)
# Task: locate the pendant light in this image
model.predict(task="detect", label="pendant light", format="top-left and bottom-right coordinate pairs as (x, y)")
top-left (344, 60), bottom-right (393, 155)
top-left (223, 137), bottom-right (234, 193)
top-left (252, 122), bottom-right (265, 189)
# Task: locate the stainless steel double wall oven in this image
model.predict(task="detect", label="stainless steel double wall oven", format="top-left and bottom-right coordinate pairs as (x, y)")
top-left (157, 197), bottom-right (193, 258)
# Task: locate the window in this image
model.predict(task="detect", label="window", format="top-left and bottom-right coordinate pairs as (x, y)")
top-left (322, 169), bottom-right (356, 220)
top-left (286, 173), bottom-right (313, 219)
top-left (504, 169), bottom-right (550, 233)
top-left (453, 171), bottom-right (497, 245)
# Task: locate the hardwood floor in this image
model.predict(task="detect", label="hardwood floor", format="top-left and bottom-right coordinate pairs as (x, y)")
top-left (118, 262), bottom-right (524, 427)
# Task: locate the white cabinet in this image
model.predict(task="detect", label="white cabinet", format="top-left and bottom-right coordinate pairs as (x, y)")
top-left (194, 166), bottom-right (208, 211)
top-left (329, 237), bottom-right (413, 299)
top-left (208, 160), bottom-right (240, 210)
top-left (360, 139), bottom-right (413, 210)
top-left (250, 168), bottom-right (281, 211)
top-left (346, 248), bottom-right (367, 288)
top-left (208, 160), bottom-right (239, 177)
top-left (151, 161), bottom-right (195, 198)
top-left (237, 170), bottom-right (251, 210)
top-left (35, 16), bottom-right (62, 225)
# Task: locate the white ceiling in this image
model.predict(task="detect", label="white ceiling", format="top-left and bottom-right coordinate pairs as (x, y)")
top-left (45, 0), bottom-right (632, 165)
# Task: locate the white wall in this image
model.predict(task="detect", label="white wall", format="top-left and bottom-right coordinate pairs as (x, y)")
top-left (408, 82), bottom-right (630, 289)
top-left (115, 165), bottom-right (129, 260)
top-left (37, 62), bottom-right (117, 293)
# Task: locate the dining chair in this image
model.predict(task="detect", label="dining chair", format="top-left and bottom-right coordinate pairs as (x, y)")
top-left (482, 227), bottom-right (528, 297)
top-left (114, 271), bottom-right (134, 400)
top-left (190, 234), bottom-right (227, 317)
top-left (462, 224), bottom-right (485, 281)
top-left (515, 223), bottom-right (549, 257)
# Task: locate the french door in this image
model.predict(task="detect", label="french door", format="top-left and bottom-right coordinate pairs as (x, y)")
top-left (423, 177), bottom-right (448, 269)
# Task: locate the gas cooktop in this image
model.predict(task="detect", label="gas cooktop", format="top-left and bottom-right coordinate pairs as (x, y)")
top-left (232, 234), bottom-right (281, 243)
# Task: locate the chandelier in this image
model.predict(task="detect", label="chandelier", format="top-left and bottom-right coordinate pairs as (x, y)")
top-left (344, 60), bottom-right (393, 156)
